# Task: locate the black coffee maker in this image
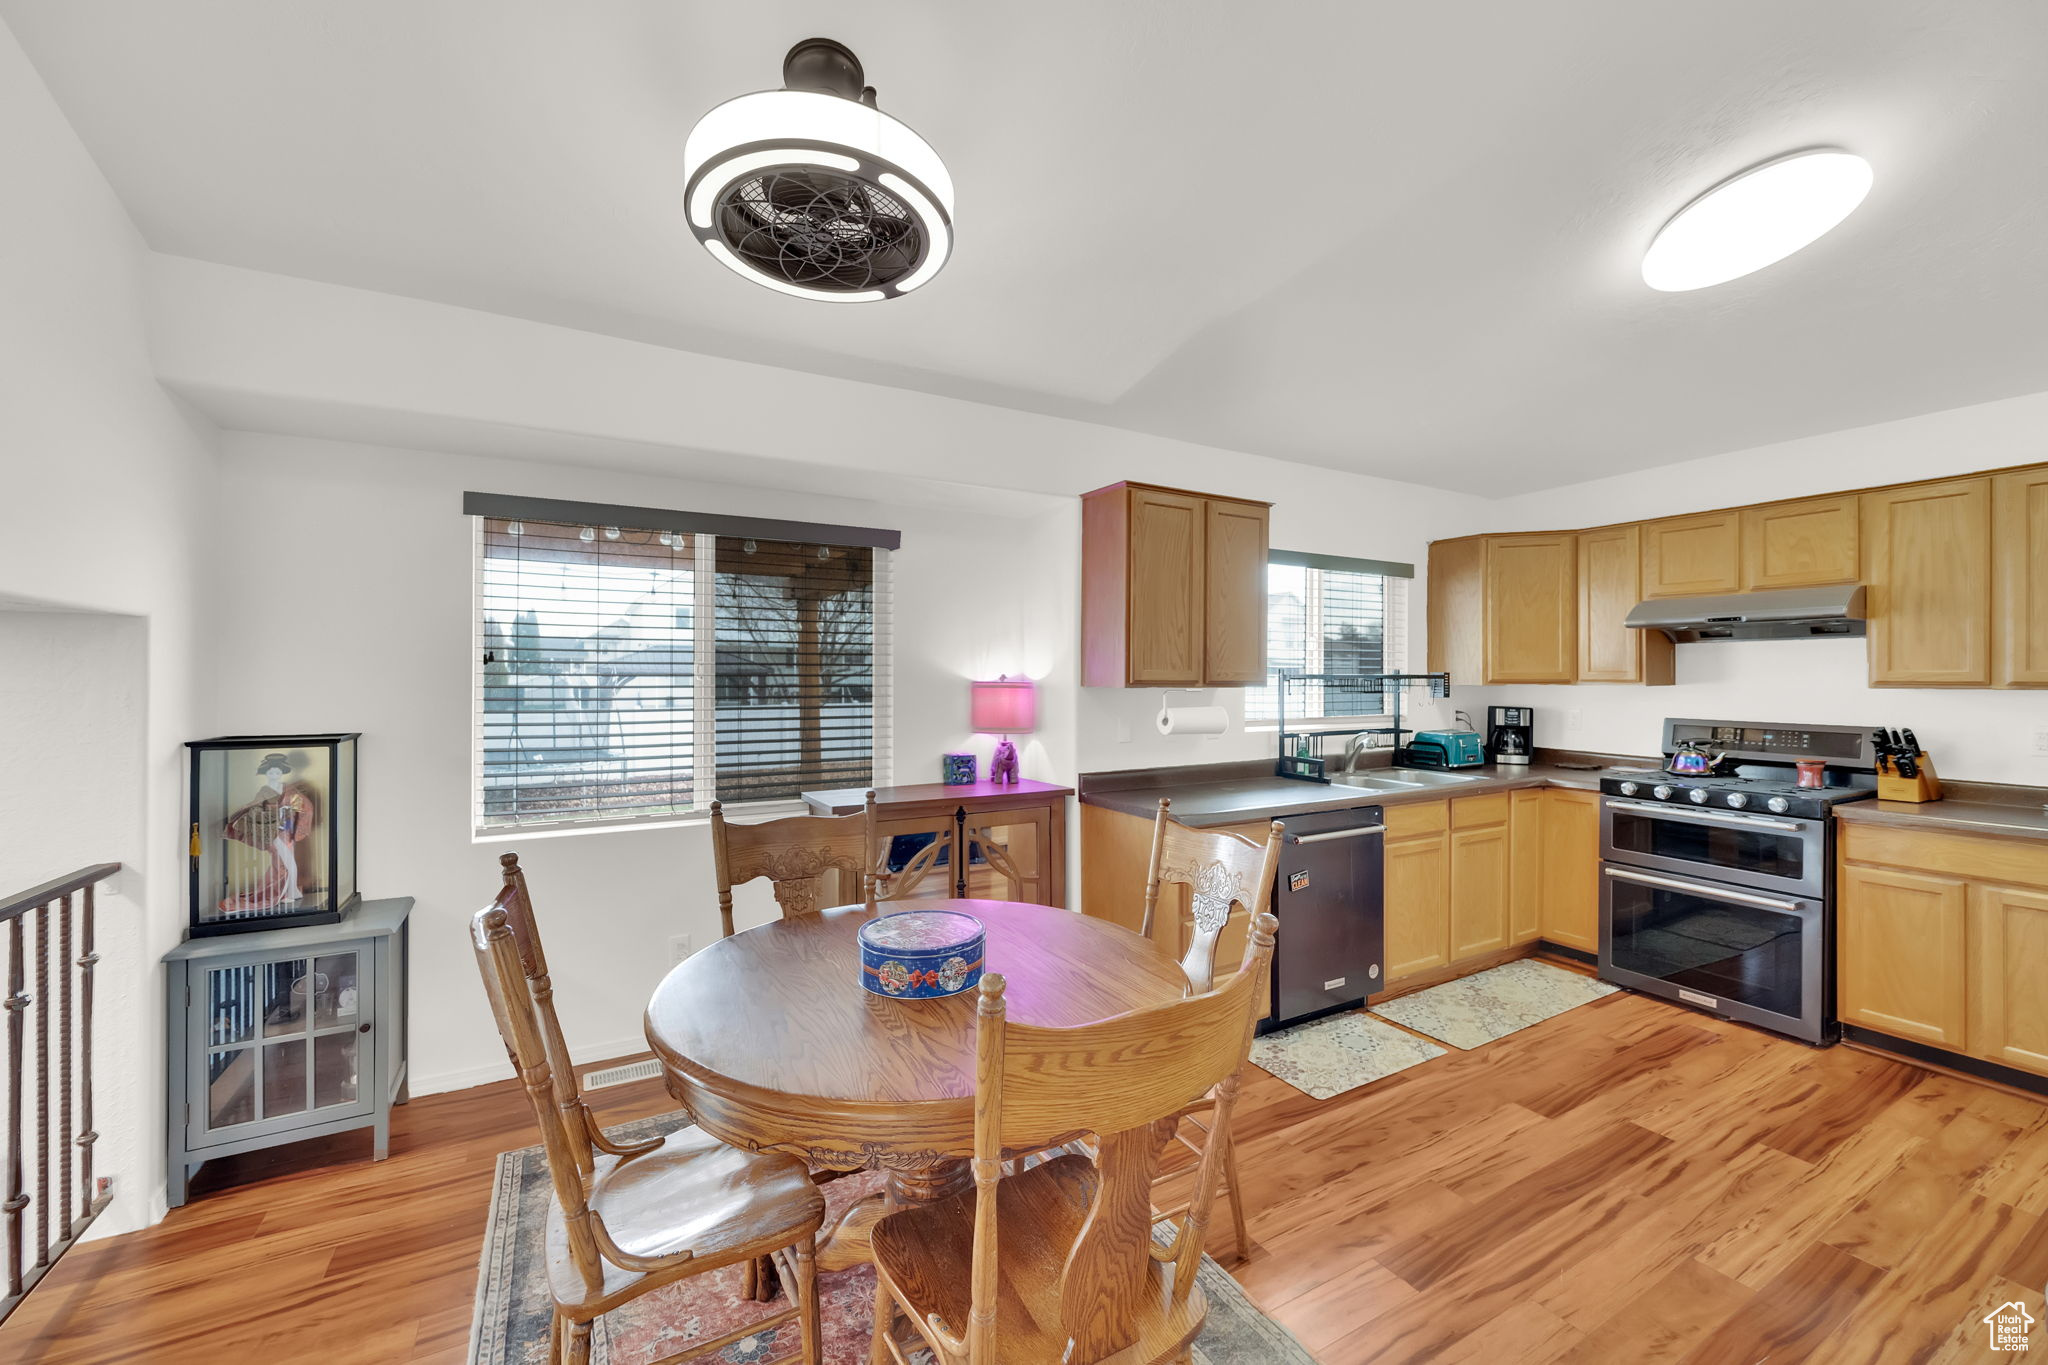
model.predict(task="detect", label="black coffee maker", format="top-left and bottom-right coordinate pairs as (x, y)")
top-left (1486, 706), bottom-right (1535, 766)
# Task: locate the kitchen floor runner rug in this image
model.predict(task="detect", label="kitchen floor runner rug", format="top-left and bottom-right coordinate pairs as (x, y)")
top-left (1249, 1010), bottom-right (1447, 1100)
top-left (470, 1114), bottom-right (1317, 1365)
top-left (1370, 958), bottom-right (1619, 1050)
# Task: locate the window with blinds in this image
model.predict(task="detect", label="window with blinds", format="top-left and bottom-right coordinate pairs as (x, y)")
top-left (474, 511), bottom-right (890, 832)
top-left (1245, 557), bottom-right (1410, 724)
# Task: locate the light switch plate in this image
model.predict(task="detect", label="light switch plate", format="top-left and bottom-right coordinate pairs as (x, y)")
top-left (2034, 728), bottom-right (2048, 756)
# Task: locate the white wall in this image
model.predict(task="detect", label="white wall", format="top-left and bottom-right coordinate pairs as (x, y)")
top-left (1456, 393), bottom-right (2048, 783)
top-left (0, 20), bottom-right (220, 1235)
top-left (204, 434), bottom-right (1083, 1092)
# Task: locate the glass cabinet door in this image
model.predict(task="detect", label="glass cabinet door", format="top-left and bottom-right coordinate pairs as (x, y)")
top-left (193, 941), bottom-right (374, 1146)
top-left (963, 808), bottom-right (1051, 904)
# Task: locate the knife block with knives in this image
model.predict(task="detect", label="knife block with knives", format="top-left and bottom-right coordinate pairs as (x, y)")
top-left (1874, 727), bottom-right (1943, 803)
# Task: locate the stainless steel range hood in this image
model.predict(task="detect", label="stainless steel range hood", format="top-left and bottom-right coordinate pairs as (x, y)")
top-left (1623, 585), bottom-right (1867, 643)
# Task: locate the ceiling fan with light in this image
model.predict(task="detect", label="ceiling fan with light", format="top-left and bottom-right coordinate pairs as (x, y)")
top-left (683, 38), bottom-right (954, 302)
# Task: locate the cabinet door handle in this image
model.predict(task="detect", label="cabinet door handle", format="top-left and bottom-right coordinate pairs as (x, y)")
top-left (358, 1022), bottom-right (373, 1034)
top-left (1290, 825), bottom-right (1386, 844)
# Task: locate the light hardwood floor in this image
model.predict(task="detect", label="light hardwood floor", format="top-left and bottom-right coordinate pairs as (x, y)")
top-left (6, 987), bottom-right (2046, 1362)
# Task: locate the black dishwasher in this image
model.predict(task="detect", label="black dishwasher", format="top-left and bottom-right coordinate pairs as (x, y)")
top-left (1260, 803), bottom-right (1386, 1033)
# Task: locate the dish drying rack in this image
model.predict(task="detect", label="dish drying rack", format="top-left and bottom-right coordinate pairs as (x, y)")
top-left (1274, 671), bottom-right (1451, 782)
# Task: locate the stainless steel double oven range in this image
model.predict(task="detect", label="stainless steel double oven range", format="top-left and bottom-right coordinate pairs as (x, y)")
top-left (1597, 718), bottom-right (1878, 1046)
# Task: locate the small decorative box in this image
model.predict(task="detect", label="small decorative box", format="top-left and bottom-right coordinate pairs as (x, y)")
top-left (858, 911), bottom-right (986, 999)
top-left (941, 752), bottom-right (977, 785)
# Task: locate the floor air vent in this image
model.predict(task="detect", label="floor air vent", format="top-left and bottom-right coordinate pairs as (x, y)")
top-left (582, 1058), bottom-right (662, 1090)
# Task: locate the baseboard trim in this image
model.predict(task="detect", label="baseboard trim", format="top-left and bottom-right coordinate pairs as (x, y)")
top-left (410, 1036), bottom-right (653, 1097)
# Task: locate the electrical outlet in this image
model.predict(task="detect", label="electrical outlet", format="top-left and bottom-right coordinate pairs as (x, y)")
top-left (668, 933), bottom-right (693, 965)
top-left (1565, 709), bottom-right (1584, 734)
top-left (1115, 718), bottom-right (1133, 743)
top-left (2034, 728), bottom-right (2048, 756)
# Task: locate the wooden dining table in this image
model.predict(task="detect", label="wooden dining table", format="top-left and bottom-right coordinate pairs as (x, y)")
top-left (643, 897), bottom-right (1190, 1290)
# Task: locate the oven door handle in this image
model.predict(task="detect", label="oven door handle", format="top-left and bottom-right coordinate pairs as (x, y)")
top-left (1602, 799), bottom-right (1804, 832)
top-left (1602, 865), bottom-right (1805, 912)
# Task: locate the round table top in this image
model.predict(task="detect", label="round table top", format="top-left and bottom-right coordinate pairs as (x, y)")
top-left (644, 900), bottom-right (1188, 1163)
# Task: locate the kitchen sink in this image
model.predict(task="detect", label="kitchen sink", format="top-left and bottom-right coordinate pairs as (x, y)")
top-left (1330, 769), bottom-right (1489, 790)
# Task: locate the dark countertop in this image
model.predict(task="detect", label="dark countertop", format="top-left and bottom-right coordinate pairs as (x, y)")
top-left (1079, 756), bottom-right (1643, 828)
top-left (1834, 794), bottom-right (2048, 842)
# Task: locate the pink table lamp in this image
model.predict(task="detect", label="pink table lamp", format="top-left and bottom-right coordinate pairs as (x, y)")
top-left (970, 676), bottom-right (1036, 784)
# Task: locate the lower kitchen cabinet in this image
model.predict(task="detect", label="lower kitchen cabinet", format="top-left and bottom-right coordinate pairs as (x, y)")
top-left (1837, 863), bottom-right (1969, 1049)
top-left (1384, 802), bottom-right (1451, 982)
top-left (1538, 789), bottom-right (1601, 953)
top-left (1509, 790), bottom-right (1545, 944)
top-left (1449, 797), bottom-right (1511, 960)
top-left (1966, 883), bottom-right (2048, 1075)
top-left (1837, 820), bottom-right (2048, 1077)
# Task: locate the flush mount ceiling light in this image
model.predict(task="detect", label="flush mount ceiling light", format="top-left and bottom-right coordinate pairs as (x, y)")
top-left (682, 37), bottom-right (954, 302)
top-left (1641, 150), bottom-right (1873, 292)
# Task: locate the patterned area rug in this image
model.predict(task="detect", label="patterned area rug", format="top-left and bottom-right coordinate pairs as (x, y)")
top-left (1249, 1011), bottom-right (1446, 1100)
top-left (468, 1115), bottom-right (1316, 1364)
top-left (1371, 959), bottom-right (1618, 1050)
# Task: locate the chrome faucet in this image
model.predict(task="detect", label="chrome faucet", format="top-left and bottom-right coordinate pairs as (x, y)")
top-left (1342, 732), bottom-right (1375, 774)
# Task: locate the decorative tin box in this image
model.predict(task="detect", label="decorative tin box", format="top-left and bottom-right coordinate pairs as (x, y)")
top-left (941, 752), bottom-right (977, 785)
top-left (186, 733), bottom-right (360, 937)
top-left (858, 911), bottom-right (985, 999)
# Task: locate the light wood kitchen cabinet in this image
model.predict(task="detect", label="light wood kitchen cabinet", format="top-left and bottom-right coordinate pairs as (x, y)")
top-left (1837, 863), bottom-right (1969, 1048)
top-left (1994, 466), bottom-right (2048, 687)
top-left (1384, 802), bottom-right (1451, 982)
top-left (1483, 534), bottom-right (1577, 683)
top-left (1641, 511), bottom-right (1743, 598)
top-left (1839, 819), bottom-right (2048, 1078)
top-left (1426, 536), bottom-right (1485, 683)
top-left (1448, 797), bottom-right (1511, 960)
top-left (1081, 482), bottom-right (1271, 687)
top-left (1203, 498), bottom-right (1271, 685)
top-left (1741, 495), bottom-right (1860, 589)
top-left (1576, 525), bottom-right (1673, 685)
top-left (1509, 790), bottom-right (1545, 944)
top-left (1538, 789), bottom-right (1601, 953)
top-left (1427, 534), bottom-right (1576, 685)
top-left (1862, 476), bottom-right (1992, 686)
top-left (1967, 883), bottom-right (2048, 1077)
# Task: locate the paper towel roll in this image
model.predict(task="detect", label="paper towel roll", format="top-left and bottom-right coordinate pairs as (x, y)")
top-left (1156, 705), bottom-right (1229, 737)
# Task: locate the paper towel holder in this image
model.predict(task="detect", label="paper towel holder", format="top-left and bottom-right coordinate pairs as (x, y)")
top-left (1156, 689), bottom-right (1227, 738)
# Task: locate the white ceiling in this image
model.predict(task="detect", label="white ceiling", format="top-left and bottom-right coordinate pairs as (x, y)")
top-left (9, 1), bottom-right (2048, 495)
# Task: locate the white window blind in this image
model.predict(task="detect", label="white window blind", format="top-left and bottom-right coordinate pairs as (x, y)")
top-left (473, 513), bottom-right (891, 833)
top-left (1246, 561), bottom-right (1409, 724)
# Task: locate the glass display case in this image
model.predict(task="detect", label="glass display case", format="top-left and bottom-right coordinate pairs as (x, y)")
top-left (164, 897), bottom-right (411, 1207)
top-left (186, 733), bottom-right (359, 936)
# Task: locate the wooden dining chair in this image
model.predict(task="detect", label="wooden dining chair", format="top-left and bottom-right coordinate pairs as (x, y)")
top-left (473, 855), bottom-right (826, 1365)
top-left (710, 790), bottom-right (879, 937)
top-left (868, 912), bottom-right (1280, 1365)
top-left (1138, 799), bottom-right (1284, 1261)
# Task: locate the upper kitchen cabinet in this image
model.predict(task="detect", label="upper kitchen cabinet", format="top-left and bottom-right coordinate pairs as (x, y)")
top-left (1427, 534), bottom-right (1576, 684)
top-left (1994, 466), bottom-right (2048, 687)
top-left (1203, 497), bottom-right (1272, 685)
top-left (1740, 495), bottom-right (1860, 589)
top-left (1863, 476), bottom-right (1992, 686)
top-left (1640, 511), bottom-right (1743, 597)
top-left (1577, 525), bottom-right (1673, 685)
top-left (1080, 482), bottom-right (1271, 687)
top-left (1484, 534), bottom-right (1578, 683)
top-left (1426, 536), bottom-right (1486, 683)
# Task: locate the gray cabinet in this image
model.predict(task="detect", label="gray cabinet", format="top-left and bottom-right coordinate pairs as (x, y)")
top-left (164, 897), bottom-right (410, 1206)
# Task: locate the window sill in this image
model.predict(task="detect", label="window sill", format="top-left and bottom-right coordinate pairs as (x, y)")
top-left (470, 797), bottom-right (808, 844)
